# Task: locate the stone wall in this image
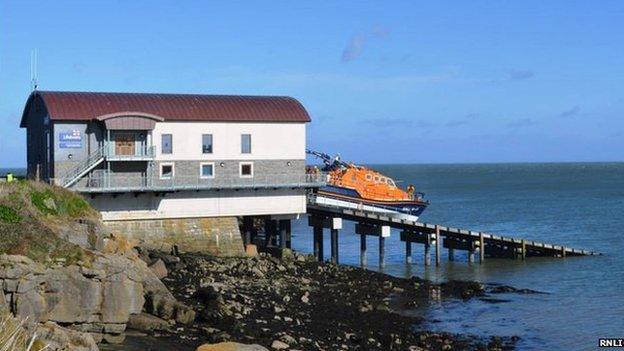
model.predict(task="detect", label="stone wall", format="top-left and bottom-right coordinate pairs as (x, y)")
top-left (104, 216), bottom-right (244, 256)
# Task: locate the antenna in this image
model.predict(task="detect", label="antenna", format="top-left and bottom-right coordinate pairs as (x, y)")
top-left (30, 49), bottom-right (38, 91)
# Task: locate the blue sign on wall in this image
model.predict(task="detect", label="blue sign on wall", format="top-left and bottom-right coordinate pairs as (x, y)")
top-left (59, 130), bottom-right (82, 148)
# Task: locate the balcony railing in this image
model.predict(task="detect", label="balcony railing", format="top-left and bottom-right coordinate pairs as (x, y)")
top-left (51, 172), bottom-right (327, 193)
top-left (104, 144), bottom-right (156, 160)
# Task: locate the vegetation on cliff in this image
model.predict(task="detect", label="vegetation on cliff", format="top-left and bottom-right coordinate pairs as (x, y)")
top-left (0, 180), bottom-right (99, 265)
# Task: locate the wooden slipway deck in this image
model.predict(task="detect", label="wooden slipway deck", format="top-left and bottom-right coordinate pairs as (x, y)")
top-left (305, 195), bottom-right (600, 266)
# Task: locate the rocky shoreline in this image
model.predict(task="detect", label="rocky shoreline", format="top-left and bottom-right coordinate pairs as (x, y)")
top-left (125, 249), bottom-right (520, 351)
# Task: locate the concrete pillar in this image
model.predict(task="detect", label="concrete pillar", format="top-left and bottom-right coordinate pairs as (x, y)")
top-left (278, 219), bottom-right (290, 249)
top-left (435, 225), bottom-right (441, 267)
top-left (468, 249), bottom-right (475, 263)
top-left (313, 226), bottom-right (323, 261)
top-left (424, 233), bottom-right (431, 266)
top-left (448, 248), bottom-right (455, 261)
top-left (379, 236), bottom-right (386, 268)
top-left (242, 217), bottom-right (253, 245)
top-left (330, 228), bottom-right (339, 264)
top-left (521, 239), bottom-right (526, 260)
top-left (360, 235), bottom-right (367, 266)
top-left (479, 232), bottom-right (485, 263)
top-left (405, 241), bottom-right (412, 264)
top-left (264, 219), bottom-right (277, 247)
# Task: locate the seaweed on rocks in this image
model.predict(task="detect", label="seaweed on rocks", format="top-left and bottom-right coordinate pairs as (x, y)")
top-left (138, 250), bottom-right (518, 351)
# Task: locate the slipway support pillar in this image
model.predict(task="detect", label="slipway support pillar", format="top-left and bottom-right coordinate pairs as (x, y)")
top-left (313, 226), bottom-right (323, 262)
top-left (355, 223), bottom-right (391, 268)
top-left (435, 225), bottom-right (441, 267)
top-left (448, 248), bottom-right (455, 261)
top-left (330, 228), bottom-right (339, 264)
top-left (309, 216), bottom-right (342, 263)
top-left (264, 219), bottom-right (277, 247)
top-left (278, 219), bottom-right (291, 249)
top-left (405, 241), bottom-right (412, 264)
top-left (360, 234), bottom-right (367, 266)
top-left (242, 216), bottom-right (254, 246)
top-left (479, 232), bottom-right (485, 263)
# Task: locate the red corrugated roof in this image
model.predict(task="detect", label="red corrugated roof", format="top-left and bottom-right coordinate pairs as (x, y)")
top-left (21, 91), bottom-right (311, 126)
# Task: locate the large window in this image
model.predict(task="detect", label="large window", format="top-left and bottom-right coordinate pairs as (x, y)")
top-left (241, 134), bottom-right (251, 154)
top-left (239, 162), bottom-right (253, 178)
top-left (202, 134), bottom-right (213, 154)
top-left (200, 162), bottom-right (215, 178)
top-left (161, 134), bottom-right (172, 154)
top-left (160, 163), bottom-right (174, 179)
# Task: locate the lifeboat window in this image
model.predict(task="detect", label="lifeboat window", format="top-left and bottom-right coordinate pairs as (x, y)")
top-left (366, 174), bottom-right (372, 181)
top-left (374, 176), bottom-right (380, 183)
top-left (386, 179), bottom-right (395, 187)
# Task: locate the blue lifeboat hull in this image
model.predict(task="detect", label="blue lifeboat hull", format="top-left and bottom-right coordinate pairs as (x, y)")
top-left (316, 185), bottom-right (428, 218)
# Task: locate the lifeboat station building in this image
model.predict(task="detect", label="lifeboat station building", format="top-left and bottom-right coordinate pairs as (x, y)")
top-left (20, 91), bottom-right (321, 254)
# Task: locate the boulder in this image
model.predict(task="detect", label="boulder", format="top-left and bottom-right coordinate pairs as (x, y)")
top-left (101, 278), bottom-right (144, 323)
top-left (148, 259), bottom-right (168, 279)
top-left (196, 342), bottom-right (269, 351)
top-left (128, 312), bottom-right (170, 332)
top-left (36, 321), bottom-right (99, 351)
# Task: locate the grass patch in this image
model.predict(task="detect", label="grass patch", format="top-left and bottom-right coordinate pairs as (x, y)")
top-left (0, 180), bottom-right (100, 264)
top-left (0, 205), bottom-right (21, 223)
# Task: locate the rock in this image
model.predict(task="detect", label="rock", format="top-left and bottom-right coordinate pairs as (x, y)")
top-left (128, 313), bottom-right (170, 332)
top-left (300, 291), bottom-right (310, 304)
top-left (196, 342), bottom-right (269, 351)
top-left (103, 332), bottom-right (126, 344)
top-left (101, 278), bottom-right (145, 323)
top-left (149, 259), bottom-right (168, 279)
top-left (36, 321), bottom-right (98, 351)
top-left (270, 340), bottom-right (289, 349)
top-left (245, 244), bottom-right (258, 257)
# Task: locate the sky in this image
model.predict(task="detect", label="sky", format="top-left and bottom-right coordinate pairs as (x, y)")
top-left (1, 0), bottom-right (623, 167)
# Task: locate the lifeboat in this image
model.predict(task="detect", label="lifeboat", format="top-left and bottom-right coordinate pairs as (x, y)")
top-left (307, 150), bottom-right (428, 221)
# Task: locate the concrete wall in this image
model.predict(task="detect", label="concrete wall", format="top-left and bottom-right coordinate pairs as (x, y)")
top-left (87, 188), bottom-right (306, 221)
top-left (104, 216), bottom-right (244, 256)
top-left (151, 159), bottom-right (305, 187)
top-left (52, 121), bottom-right (103, 179)
top-left (152, 122), bottom-right (306, 161)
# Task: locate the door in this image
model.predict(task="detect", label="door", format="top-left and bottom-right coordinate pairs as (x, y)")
top-left (115, 133), bottom-right (135, 156)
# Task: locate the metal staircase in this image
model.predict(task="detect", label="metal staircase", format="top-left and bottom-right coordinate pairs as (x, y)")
top-left (59, 146), bottom-right (106, 188)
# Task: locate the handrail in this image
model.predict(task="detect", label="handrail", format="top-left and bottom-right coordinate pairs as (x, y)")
top-left (55, 171), bottom-right (327, 192)
top-left (58, 145), bottom-right (106, 187)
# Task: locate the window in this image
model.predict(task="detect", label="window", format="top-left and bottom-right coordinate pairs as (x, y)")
top-left (160, 163), bottom-right (174, 179)
top-left (200, 162), bottom-right (215, 178)
top-left (240, 162), bottom-right (253, 178)
top-left (161, 134), bottom-right (172, 154)
top-left (202, 134), bottom-right (213, 154)
top-left (241, 134), bottom-right (251, 154)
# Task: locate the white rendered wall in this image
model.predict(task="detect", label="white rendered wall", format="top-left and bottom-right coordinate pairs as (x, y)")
top-left (152, 122), bottom-right (306, 161)
top-left (88, 190), bottom-right (307, 221)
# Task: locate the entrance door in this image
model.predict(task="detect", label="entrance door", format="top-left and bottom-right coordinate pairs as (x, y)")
top-left (115, 133), bottom-right (135, 156)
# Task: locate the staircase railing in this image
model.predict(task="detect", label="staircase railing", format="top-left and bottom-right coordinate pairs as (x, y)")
top-left (58, 146), bottom-right (106, 188)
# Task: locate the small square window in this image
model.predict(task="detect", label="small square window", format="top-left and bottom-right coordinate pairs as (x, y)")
top-left (160, 163), bottom-right (174, 179)
top-left (200, 163), bottom-right (214, 178)
top-left (240, 162), bottom-right (253, 178)
top-left (162, 134), bottom-right (172, 154)
top-left (202, 134), bottom-right (213, 154)
top-left (241, 134), bottom-right (251, 154)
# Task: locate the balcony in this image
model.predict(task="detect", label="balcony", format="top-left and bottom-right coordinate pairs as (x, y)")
top-left (55, 172), bottom-right (327, 193)
top-left (104, 143), bottom-right (155, 161)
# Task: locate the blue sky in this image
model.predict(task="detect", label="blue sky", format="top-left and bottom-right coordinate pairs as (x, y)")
top-left (1, 0), bottom-right (623, 166)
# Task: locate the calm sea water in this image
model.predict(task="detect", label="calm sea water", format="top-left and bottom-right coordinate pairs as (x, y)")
top-left (292, 163), bottom-right (624, 351)
top-left (4, 165), bottom-right (622, 350)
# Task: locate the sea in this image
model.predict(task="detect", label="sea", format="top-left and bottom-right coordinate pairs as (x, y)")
top-left (3, 164), bottom-right (622, 350)
top-left (291, 163), bottom-right (624, 351)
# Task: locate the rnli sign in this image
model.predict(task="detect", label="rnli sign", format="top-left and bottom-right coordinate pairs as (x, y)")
top-left (59, 130), bottom-right (82, 148)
